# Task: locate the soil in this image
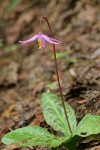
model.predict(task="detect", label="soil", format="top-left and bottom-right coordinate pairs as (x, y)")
top-left (0, 0), bottom-right (100, 150)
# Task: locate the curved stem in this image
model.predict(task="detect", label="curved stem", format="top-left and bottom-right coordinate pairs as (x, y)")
top-left (40, 16), bottom-right (72, 135)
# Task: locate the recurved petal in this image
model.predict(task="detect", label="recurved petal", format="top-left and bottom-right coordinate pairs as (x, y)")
top-left (42, 38), bottom-right (46, 48)
top-left (19, 35), bottom-right (38, 45)
top-left (42, 34), bottom-right (62, 44)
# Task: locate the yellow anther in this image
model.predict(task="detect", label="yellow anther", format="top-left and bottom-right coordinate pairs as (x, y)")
top-left (38, 41), bottom-right (42, 49)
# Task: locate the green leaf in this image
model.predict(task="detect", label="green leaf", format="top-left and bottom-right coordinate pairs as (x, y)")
top-left (1, 126), bottom-right (68, 148)
top-left (82, 134), bottom-right (100, 143)
top-left (69, 58), bottom-right (77, 64)
top-left (41, 93), bottom-right (77, 136)
top-left (74, 114), bottom-right (100, 137)
top-left (46, 83), bottom-right (58, 90)
top-left (52, 52), bottom-right (68, 59)
top-left (5, 44), bottom-right (18, 53)
top-left (1, 126), bottom-right (49, 145)
top-left (6, 0), bottom-right (20, 13)
top-left (0, 39), bottom-right (3, 48)
top-left (20, 136), bottom-right (68, 148)
top-left (66, 136), bottom-right (79, 150)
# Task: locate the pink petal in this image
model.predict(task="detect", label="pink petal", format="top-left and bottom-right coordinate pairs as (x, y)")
top-left (19, 35), bottom-right (38, 45)
top-left (42, 34), bottom-right (62, 44)
top-left (42, 38), bottom-right (45, 48)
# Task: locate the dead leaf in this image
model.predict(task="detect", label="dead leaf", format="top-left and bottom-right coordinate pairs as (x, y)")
top-left (1, 104), bottom-right (17, 118)
top-left (76, 99), bottom-right (87, 104)
top-left (29, 110), bottom-right (44, 126)
top-left (3, 144), bottom-right (17, 150)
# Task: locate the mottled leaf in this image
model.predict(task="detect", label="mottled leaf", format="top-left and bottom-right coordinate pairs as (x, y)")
top-left (1, 126), bottom-right (51, 145)
top-left (1, 126), bottom-right (68, 148)
top-left (74, 114), bottom-right (100, 137)
top-left (41, 93), bottom-right (77, 136)
top-left (20, 136), bottom-right (68, 148)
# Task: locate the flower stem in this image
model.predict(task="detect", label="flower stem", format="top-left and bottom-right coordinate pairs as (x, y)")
top-left (40, 16), bottom-right (72, 135)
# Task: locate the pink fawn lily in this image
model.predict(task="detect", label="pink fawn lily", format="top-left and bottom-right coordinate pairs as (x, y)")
top-left (19, 32), bottom-right (62, 49)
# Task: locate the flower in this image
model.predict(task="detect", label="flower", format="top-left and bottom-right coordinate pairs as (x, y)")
top-left (19, 32), bottom-right (62, 49)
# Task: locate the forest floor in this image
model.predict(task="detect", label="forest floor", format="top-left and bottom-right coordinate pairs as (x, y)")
top-left (0, 0), bottom-right (100, 150)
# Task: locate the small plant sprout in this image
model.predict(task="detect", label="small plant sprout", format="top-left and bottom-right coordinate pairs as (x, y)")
top-left (1, 17), bottom-right (100, 150)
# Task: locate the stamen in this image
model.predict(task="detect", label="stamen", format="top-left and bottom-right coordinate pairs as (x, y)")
top-left (38, 41), bottom-right (42, 49)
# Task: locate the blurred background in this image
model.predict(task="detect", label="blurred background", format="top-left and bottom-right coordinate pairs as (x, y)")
top-left (0, 0), bottom-right (100, 149)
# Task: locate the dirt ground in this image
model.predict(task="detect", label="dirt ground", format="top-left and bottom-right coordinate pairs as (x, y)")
top-left (0, 0), bottom-right (100, 150)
